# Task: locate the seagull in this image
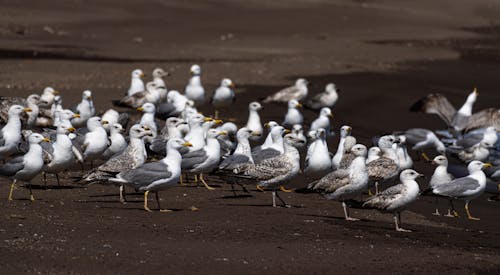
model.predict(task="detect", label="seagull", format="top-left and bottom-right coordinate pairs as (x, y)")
top-left (39, 87), bottom-right (59, 107)
top-left (0, 133), bottom-right (50, 201)
top-left (332, 125), bottom-right (352, 169)
top-left (338, 136), bottom-right (357, 170)
top-left (310, 107), bottom-right (333, 134)
top-left (290, 124), bottom-right (307, 148)
top-left (403, 128), bottom-right (446, 159)
top-left (110, 138), bottom-right (191, 212)
top-left (184, 114), bottom-right (211, 151)
top-left (102, 123), bottom-right (127, 159)
top-left (181, 129), bottom-right (226, 190)
top-left (363, 169), bottom-right (424, 232)
top-left (82, 124), bottom-right (153, 202)
top-left (305, 83), bottom-right (339, 110)
top-left (0, 94), bottom-right (39, 128)
top-left (282, 99), bottom-right (303, 128)
top-left (234, 134), bottom-right (304, 207)
top-left (211, 78), bottom-right (236, 119)
top-left (150, 118), bottom-right (188, 157)
top-left (127, 69), bottom-right (145, 96)
top-left (42, 125), bottom-right (82, 185)
top-left (366, 135), bottom-right (400, 193)
top-left (137, 103), bottom-right (158, 139)
top-left (262, 78), bottom-right (308, 104)
top-left (81, 117), bottom-right (109, 164)
top-left (72, 90), bottom-right (95, 128)
top-left (117, 82), bottom-right (163, 108)
top-left (245, 101), bottom-right (263, 141)
top-left (395, 135), bottom-right (413, 170)
top-left (305, 128), bottom-right (332, 180)
top-left (312, 144), bottom-right (369, 220)
top-left (0, 105), bottom-right (31, 160)
top-left (252, 125), bottom-right (287, 163)
top-left (185, 64), bottom-right (205, 106)
top-left (101, 109), bottom-right (129, 133)
top-left (427, 160), bottom-right (491, 220)
top-left (259, 121), bottom-right (279, 150)
top-left (410, 88), bottom-right (499, 132)
top-left (216, 122), bottom-right (238, 157)
top-left (456, 141), bottom-right (493, 162)
top-left (157, 90), bottom-right (189, 119)
top-left (366, 146), bottom-right (381, 164)
top-left (453, 126), bottom-right (498, 150)
top-left (424, 155), bottom-right (455, 216)
top-left (152, 67), bottom-right (169, 89)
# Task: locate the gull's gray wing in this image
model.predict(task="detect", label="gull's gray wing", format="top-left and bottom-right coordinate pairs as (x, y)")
top-left (0, 156), bottom-right (24, 177)
top-left (404, 128), bottom-right (430, 145)
top-left (434, 176), bottom-right (480, 198)
top-left (252, 148), bottom-right (280, 163)
top-left (410, 93), bottom-right (456, 126)
top-left (465, 108), bottom-right (500, 132)
top-left (219, 154), bottom-right (250, 170)
top-left (120, 161), bottom-right (172, 188)
top-left (455, 133), bottom-right (483, 149)
top-left (363, 184), bottom-right (405, 210)
top-left (181, 149), bottom-right (208, 170)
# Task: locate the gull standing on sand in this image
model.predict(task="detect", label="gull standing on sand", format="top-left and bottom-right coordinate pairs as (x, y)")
top-left (39, 87), bottom-right (59, 107)
top-left (211, 78), bottom-right (236, 119)
top-left (101, 109), bottom-right (129, 133)
top-left (127, 69), bottom-right (145, 96)
top-left (152, 68), bottom-right (169, 89)
top-left (338, 136), bottom-right (357, 170)
top-left (181, 129), bottom-right (226, 190)
top-left (305, 83), bottom-right (339, 110)
top-left (110, 138), bottom-right (191, 212)
top-left (426, 160), bottom-right (490, 220)
top-left (310, 107), bottom-right (333, 134)
top-left (282, 99), bottom-right (303, 128)
top-left (137, 103), bottom-right (158, 139)
top-left (0, 105), bottom-right (31, 160)
top-left (245, 101), bottom-right (263, 141)
top-left (252, 125), bottom-right (287, 163)
top-left (102, 123), bottom-right (127, 159)
top-left (363, 169), bottom-right (424, 232)
top-left (311, 144), bottom-right (369, 220)
top-left (81, 117), bottom-right (109, 164)
top-left (72, 90), bottom-right (95, 128)
top-left (0, 133), bottom-right (50, 201)
top-left (42, 125), bottom-right (82, 185)
top-left (305, 128), bottom-right (332, 180)
top-left (185, 64), bottom-right (205, 106)
top-left (262, 78), bottom-right (308, 104)
top-left (395, 135), bottom-right (413, 170)
top-left (332, 125), bottom-right (352, 169)
top-left (367, 135), bottom-right (400, 193)
top-left (0, 94), bottom-right (39, 127)
top-left (424, 155), bottom-right (455, 216)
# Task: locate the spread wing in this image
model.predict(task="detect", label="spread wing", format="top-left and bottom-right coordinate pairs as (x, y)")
top-left (410, 93), bottom-right (456, 126)
top-left (404, 128), bottom-right (430, 145)
top-left (263, 85), bottom-right (300, 103)
top-left (464, 108), bottom-right (500, 132)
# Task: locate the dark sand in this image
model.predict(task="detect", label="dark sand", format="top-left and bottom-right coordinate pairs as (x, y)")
top-left (1, 0), bottom-right (500, 273)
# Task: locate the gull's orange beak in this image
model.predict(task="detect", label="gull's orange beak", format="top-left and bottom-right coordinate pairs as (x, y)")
top-left (101, 120), bottom-right (109, 125)
top-left (73, 113), bottom-right (81, 118)
top-left (182, 142), bottom-right (193, 147)
top-left (137, 107), bottom-right (144, 112)
top-left (42, 137), bottom-right (51, 142)
top-left (68, 127), bottom-right (76, 133)
top-left (23, 107), bottom-right (32, 113)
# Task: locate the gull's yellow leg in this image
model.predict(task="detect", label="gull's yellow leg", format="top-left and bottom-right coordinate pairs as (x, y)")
top-left (368, 189), bottom-right (374, 196)
top-left (465, 202), bottom-right (480, 220)
top-left (214, 110), bottom-right (219, 120)
top-left (28, 183), bottom-right (35, 202)
top-left (256, 185), bottom-right (265, 192)
top-left (199, 174), bottom-right (215, 190)
top-left (155, 192), bottom-right (173, 212)
top-left (421, 152), bottom-right (430, 162)
top-left (279, 185), bottom-right (293, 193)
top-left (194, 174), bottom-right (198, 183)
top-left (144, 191), bottom-right (152, 212)
top-left (179, 175), bottom-right (185, 185)
top-left (8, 180), bottom-right (16, 201)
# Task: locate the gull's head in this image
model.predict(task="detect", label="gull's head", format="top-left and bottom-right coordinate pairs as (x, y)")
top-left (325, 83), bottom-right (337, 93)
top-left (271, 125), bottom-right (286, 137)
top-left (397, 135), bottom-right (407, 144)
top-left (57, 124), bottom-right (75, 135)
top-left (378, 135), bottom-right (399, 149)
top-left (111, 123), bottom-right (124, 134)
top-left (249, 101), bottom-right (262, 111)
top-left (82, 90), bottom-right (92, 100)
top-left (288, 99), bottom-right (302, 109)
top-left (296, 78), bottom-right (308, 87)
top-left (264, 121), bottom-right (279, 129)
top-left (54, 95), bottom-right (62, 104)
top-left (480, 141), bottom-right (494, 149)
top-left (206, 128), bottom-right (223, 139)
top-left (236, 127), bottom-right (254, 140)
top-left (467, 160), bottom-right (491, 173)
top-left (307, 129), bottom-right (318, 140)
top-left (167, 90), bottom-right (181, 102)
top-left (400, 169), bottom-right (424, 182)
top-left (352, 144), bottom-right (367, 157)
top-left (432, 155), bottom-right (448, 166)
top-left (167, 138), bottom-right (191, 150)
top-left (221, 78), bottom-right (235, 88)
top-left (153, 68), bottom-right (169, 78)
top-left (320, 107), bottom-right (333, 118)
top-left (166, 117), bottom-right (183, 127)
top-left (132, 69), bottom-right (144, 78)
top-left (466, 87), bottom-right (478, 103)
top-left (28, 133), bottom-right (50, 144)
top-left (284, 133), bottom-right (306, 147)
top-left (129, 124), bottom-right (148, 138)
top-left (343, 136), bottom-right (357, 151)
top-left (190, 64), bottom-right (201, 76)
top-left (43, 87), bottom-right (59, 96)
top-left (8, 105), bottom-right (27, 116)
top-left (340, 125), bottom-right (352, 137)
top-left (368, 146), bottom-right (381, 158)
top-left (292, 124), bottom-right (303, 134)
top-left (86, 116), bottom-right (103, 129)
top-left (219, 122), bottom-right (238, 135)
top-left (316, 128), bottom-right (326, 139)
top-left (27, 94), bottom-right (40, 104)
top-left (146, 81), bottom-right (157, 92)
top-left (137, 103), bottom-right (155, 114)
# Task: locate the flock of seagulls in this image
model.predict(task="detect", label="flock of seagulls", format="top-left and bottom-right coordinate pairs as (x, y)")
top-left (0, 65), bottom-right (499, 232)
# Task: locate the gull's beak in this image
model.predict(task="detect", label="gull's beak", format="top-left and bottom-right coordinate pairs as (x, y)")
top-left (219, 131), bottom-right (227, 136)
top-left (229, 83), bottom-right (236, 88)
top-left (23, 107), bottom-right (32, 113)
top-left (251, 131), bottom-right (261, 136)
top-left (214, 119), bottom-right (223, 125)
top-left (473, 87), bottom-right (479, 96)
top-left (328, 113), bottom-right (333, 118)
top-left (42, 137), bottom-right (51, 142)
top-left (284, 129), bottom-right (292, 134)
top-left (87, 96), bottom-right (92, 100)
top-left (347, 126), bottom-right (352, 131)
top-left (73, 113), bottom-right (81, 118)
top-left (143, 126), bottom-right (151, 131)
top-left (296, 103), bottom-right (302, 108)
top-left (431, 160), bottom-right (437, 166)
top-left (483, 163), bottom-right (492, 169)
top-left (264, 123), bottom-right (269, 128)
top-left (52, 90), bottom-right (60, 95)
top-left (68, 127), bottom-right (76, 133)
top-left (182, 142), bottom-right (193, 147)
top-left (140, 72), bottom-right (145, 78)
top-left (203, 117), bottom-right (213, 122)
top-left (136, 107), bottom-right (144, 112)
top-left (102, 120), bottom-right (109, 125)
top-left (418, 173), bottom-right (425, 178)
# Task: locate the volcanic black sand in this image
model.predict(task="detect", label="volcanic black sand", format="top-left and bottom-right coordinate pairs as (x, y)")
top-left (1, 0), bottom-right (500, 273)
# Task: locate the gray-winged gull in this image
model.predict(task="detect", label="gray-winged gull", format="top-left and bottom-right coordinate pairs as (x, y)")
top-left (310, 107), bottom-right (333, 134)
top-left (102, 123), bottom-right (127, 159)
top-left (245, 102), bottom-right (263, 141)
top-left (72, 90), bottom-right (95, 128)
top-left (127, 69), bottom-right (145, 96)
top-left (305, 83), bottom-right (339, 110)
top-left (332, 125), bottom-right (352, 169)
top-left (262, 78), bottom-right (308, 104)
top-left (211, 78), bottom-right (235, 119)
top-left (305, 128), bottom-right (332, 180)
top-left (185, 64), bottom-right (205, 106)
top-left (282, 99), bottom-right (303, 128)
top-left (0, 105), bottom-right (32, 160)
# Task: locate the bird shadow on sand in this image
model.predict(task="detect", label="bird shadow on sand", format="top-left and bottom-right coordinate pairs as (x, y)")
top-left (98, 205), bottom-right (184, 212)
top-left (224, 202), bottom-right (304, 208)
top-left (296, 213), bottom-right (371, 222)
top-left (218, 194), bottom-right (254, 199)
top-left (25, 184), bottom-right (85, 190)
